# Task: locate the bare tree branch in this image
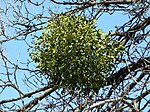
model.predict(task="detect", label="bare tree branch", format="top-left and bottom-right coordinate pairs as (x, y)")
top-left (16, 86), bottom-right (58, 111)
top-left (108, 56), bottom-right (150, 85)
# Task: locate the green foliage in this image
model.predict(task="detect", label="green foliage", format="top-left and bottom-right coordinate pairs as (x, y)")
top-left (30, 14), bottom-right (124, 94)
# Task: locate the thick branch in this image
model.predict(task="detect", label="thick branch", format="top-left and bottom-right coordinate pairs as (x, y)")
top-left (51, 0), bottom-right (134, 5)
top-left (0, 85), bottom-right (54, 104)
top-left (85, 97), bottom-right (122, 112)
top-left (16, 86), bottom-right (58, 111)
top-left (108, 56), bottom-right (150, 85)
top-left (85, 96), bottom-right (139, 112)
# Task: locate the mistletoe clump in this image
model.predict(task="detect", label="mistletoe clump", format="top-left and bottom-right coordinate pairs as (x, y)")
top-left (30, 14), bottom-right (124, 94)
